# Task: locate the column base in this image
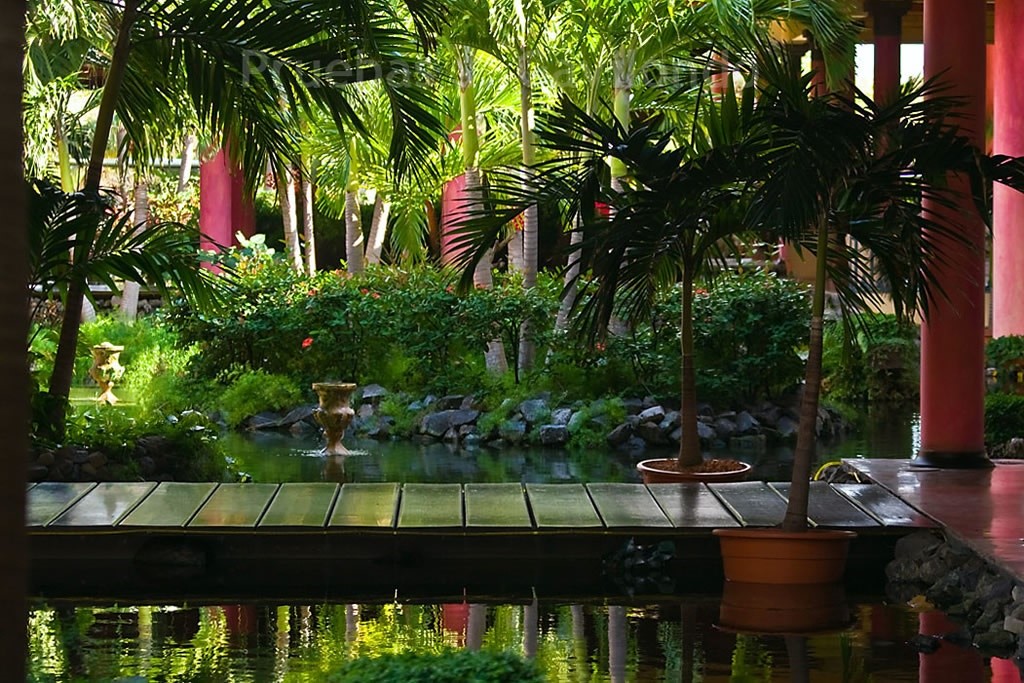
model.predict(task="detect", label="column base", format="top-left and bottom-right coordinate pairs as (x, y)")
top-left (911, 450), bottom-right (994, 469)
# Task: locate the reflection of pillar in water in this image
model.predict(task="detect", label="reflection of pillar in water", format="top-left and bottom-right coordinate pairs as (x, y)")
top-left (466, 604), bottom-right (486, 651)
top-left (299, 606), bottom-right (312, 647)
top-left (274, 606), bottom-right (290, 681)
top-left (785, 635), bottom-right (810, 683)
top-left (918, 611), bottom-right (984, 682)
top-left (345, 605), bottom-right (359, 644)
top-left (524, 599), bottom-right (538, 659)
top-left (570, 605), bottom-right (588, 680)
top-left (608, 606), bottom-right (627, 683)
top-left (990, 656), bottom-right (1021, 683)
top-left (138, 607), bottom-right (153, 672)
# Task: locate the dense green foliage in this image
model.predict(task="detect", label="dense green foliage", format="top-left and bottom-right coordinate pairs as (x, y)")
top-left (62, 407), bottom-right (228, 480)
top-left (164, 249), bottom-right (810, 409)
top-left (571, 270), bottom-right (810, 405)
top-left (327, 650), bottom-right (545, 683)
top-left (821, 313), bottom-right (920, 404)
top-left (986, 335), bottom-right (1024, 394)
top-left (984, 393), bottom-right (1024, 445)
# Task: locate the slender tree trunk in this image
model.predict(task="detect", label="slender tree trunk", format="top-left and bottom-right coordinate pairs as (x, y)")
top-left (278, 165), bottom-right (302, 272)
top-left (56, 119), bottom-right (75, 193)
top-left (0, 2), bottom-right (28, 675)
top-left (345, 139), bottom-right (363, 274)
top-left (458, 47), bottom-right (507, 372)
top-left (783, 219), bottom-right (830, 532)
top-left (119, 178), bottom-right (147, 319)
top-left (555, 216), bottom-right (584, 332)
top-left (178, 133), bottom-right (197, 194)
top-left (344, 190), bottom-right (363, 274)
top-left (301, 164), bottom-right (316, 275)
top-left (48, 0), bottom-right (140, 439)
top-left (365, 193), bottom-right (391, 265)
top-left (517, 39), bottom-right (538, 372)
top-left (610, 47), bottom-right (634, 183)
top-left (678, 270), bottom-right (702, 466)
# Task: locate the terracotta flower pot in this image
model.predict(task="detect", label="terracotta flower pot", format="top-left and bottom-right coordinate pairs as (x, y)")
top-left (718, 580), bottom-right (851, 634)
top-left (713, 528), bottom-right (856, 584)
top-left (636, 458), bottom-right (752, 484)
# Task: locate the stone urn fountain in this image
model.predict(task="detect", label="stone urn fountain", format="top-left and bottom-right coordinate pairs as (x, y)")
top-left (312, 382), bottom-right (357, 455)
top-left (89, 342), bottom-right (125, 405)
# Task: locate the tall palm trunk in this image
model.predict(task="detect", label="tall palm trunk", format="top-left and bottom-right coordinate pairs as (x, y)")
top-left (458, 46), bottom-right (507, 373)
top-left (345, 139), bottom-right (363, 274)
top-left (677, 268), bottom-right (702, 466)
top-left (1, 2), bottom-right (28, 676)
top-left (610, 46), bottom-right (634, 185)
top-left (365, 193), bottom-right (391, 265)
top-left (278, 164), bottom-right (302, 272)
top-left (555, 216), bottom-right (583, 332)
top-left (783, 218), bottom-right (830, 532)
top-left (517, 37), bottom-right (538, 371)
top-left (47, 0), bottom-right (140, 440)
top-left (119, 179), bottom-right (148, 319)
top-left (178, 133), bottom-right (197, 193)
top-left (300, 163), bottom-right (316, 275)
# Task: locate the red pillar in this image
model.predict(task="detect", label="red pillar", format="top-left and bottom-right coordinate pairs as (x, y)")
top-left (916, 0), bottom-right (991, 468)
top-left (993, 0), bottom-right (1024, 338)
top-left (866, 0), bottom-right (911, 103)
top-left (199, 146), bottom-right (255, 252)
top-left (199, 147), bottom-right (234, 253)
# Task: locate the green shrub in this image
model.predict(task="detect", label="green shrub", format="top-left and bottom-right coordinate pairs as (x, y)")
top-left (64, 407), bottom-right (228, 480)
top-left (327, 650), bottom-right (545, 683)
top-left (986, 335), bottom-right (1024, 393)
top-left (985, 393), bottom-right (1024, 445)
top-left (76, 314), bottom-right (181, 387)
top-left (821, 313), bottom-right (919, 404)
top-left (217, 370), bottom-right (304, 428)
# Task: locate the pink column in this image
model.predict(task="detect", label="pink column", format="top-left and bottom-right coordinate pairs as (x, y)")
top-left (993, 0), bottom-right (1024, 337)
top-left (198, 147), bottom-right (234, 253)
top-left (439, 173), bottom-right (468, 266)
top-left (916, 0), bottom-right (990, 468)
top-left (866, 0), bottom-right (911, 103)
top-left (200, 146), bottom-right (255, 254)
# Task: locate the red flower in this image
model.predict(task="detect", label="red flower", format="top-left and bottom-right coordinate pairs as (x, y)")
top-left (302, 337), bottom-right (314, 349)
top-left (360, 288), bottom-right (370, 295)
top-left (695, 288), bottom-right (709, 296)
top-left (307, 288), bottom-right (318, 296)
top-left (371, 292), bottom-right (380, 299)
top-left (595, 342), bottom-right (606, 352)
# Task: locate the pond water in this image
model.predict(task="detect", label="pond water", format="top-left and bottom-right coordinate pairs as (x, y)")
top-left (35, 403), bottom-right (967, 682)
top-left (222, 405), bottom-right (921, 485)
top-left (27, 599), bottom-right (1020, 682)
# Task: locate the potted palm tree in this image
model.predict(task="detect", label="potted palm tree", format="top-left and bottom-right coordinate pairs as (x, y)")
top-left (452, 11), bottom-right (858, 484)
top-left (713, 40), bottom-right (1024, 584)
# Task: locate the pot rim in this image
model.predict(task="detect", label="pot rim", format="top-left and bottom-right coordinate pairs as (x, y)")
top-left (636, 458), bottom-right (752, 474)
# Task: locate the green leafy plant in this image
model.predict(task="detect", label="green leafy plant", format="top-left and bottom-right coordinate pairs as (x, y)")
top-left (216, 370), bottom-right (303, 428)
top-left (986, 335), bottom-right (1024, 393)
top-left (985, 393), bottom-right (1024, 445)
top-left (822, 313), bottom-right (919, 404)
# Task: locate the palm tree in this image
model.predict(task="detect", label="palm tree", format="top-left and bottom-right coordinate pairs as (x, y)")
top-left (744, 41), bottom-right (1024, 531)
top-left (456, 79), bottom-right (770, 469)
top-left (37, 0), bottom-right (449, 438)
top-left (2, 1), bottom-right (29, 676)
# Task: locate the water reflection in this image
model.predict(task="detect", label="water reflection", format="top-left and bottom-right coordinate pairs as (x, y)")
top-left (28, 598), bottom-right (1017, 682)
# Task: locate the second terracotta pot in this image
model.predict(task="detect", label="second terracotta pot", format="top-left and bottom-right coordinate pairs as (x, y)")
top-left (636, 458), bottom-right (752, 484)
